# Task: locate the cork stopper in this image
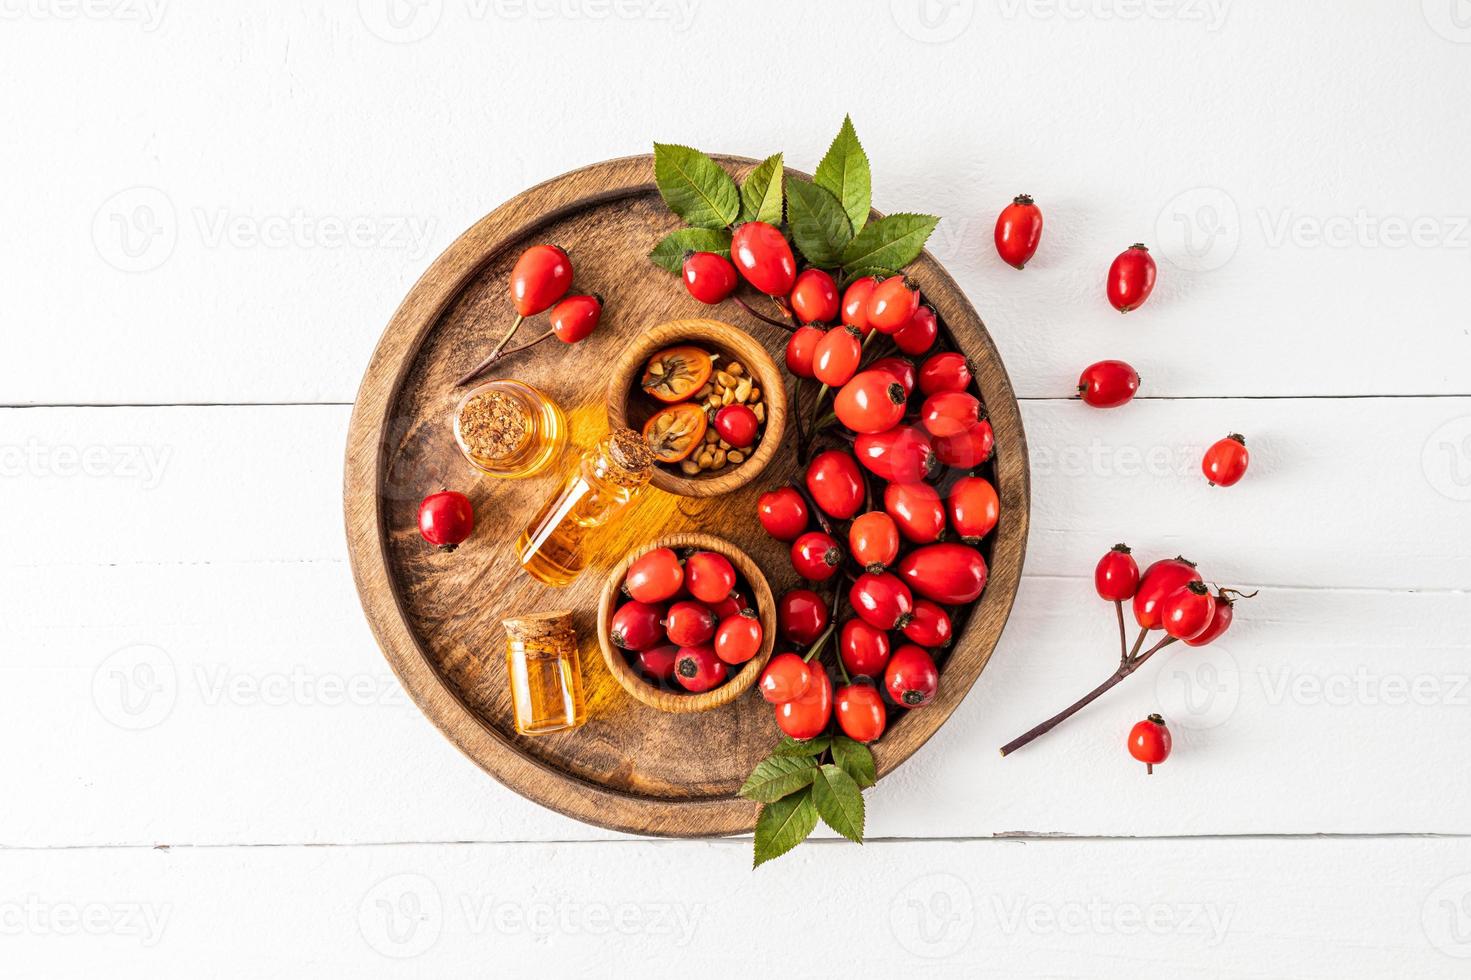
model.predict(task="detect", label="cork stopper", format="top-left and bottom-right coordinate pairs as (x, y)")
top-left (608, 426), bottom-right (654, 473)
top-left (502, 610), bottom-right (576, 646)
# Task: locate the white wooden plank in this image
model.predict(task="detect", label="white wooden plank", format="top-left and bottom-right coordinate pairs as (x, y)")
top-left (2, 398), bottom-right (1465, 591)
top-left (5, 559), bottom-right (1466, 846)
top-left (2, 5), bottom-right (1469, 403)
top-left (3, 837), bottom-right (1468, 978)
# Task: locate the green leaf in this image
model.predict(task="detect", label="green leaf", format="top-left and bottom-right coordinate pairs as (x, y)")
top-left (653, 143), bottom-right (741, 230)
top-left (839, 266), bottom-right (888, 289)
top-left (773, 734), bottom-right (832, 757)
top-left (738, 754), bottom-right (818, 803)
top-left (814, 115), bottom-right (872, 235)
top-left (786, 178), bottom-right (853, 269)
top-left (812, 763), bottom-right (865, 843)
top-left (647, 227), bottom-right (732, 274)
top-left (740, 153), bottom-right (784, 225)
top-left (830, 736), bottom-right (877, 789)
top-left (840, 213), bottom-right (940, 274)
top-left (753, 787), bottom-right (818, 868)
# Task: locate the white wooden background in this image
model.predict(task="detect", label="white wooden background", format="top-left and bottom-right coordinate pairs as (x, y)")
top-left (4, 2), bottom-right (1470, 976)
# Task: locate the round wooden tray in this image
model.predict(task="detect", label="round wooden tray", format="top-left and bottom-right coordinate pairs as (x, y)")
top-left (343, 155), bottom-right (1030, 837)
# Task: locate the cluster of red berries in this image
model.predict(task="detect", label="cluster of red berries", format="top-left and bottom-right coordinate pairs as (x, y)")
top-left (608, 547), bottom-right (764, 693)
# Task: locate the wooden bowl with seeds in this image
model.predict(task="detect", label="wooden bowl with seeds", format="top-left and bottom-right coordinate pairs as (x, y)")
top-left (606, 318), bottom-right (787, 498)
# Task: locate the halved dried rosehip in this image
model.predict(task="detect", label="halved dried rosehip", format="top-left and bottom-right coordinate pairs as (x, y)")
top-left (642, 403), bottom-right (707, 463)
top-left (641, 345), bottom-right (713, 403)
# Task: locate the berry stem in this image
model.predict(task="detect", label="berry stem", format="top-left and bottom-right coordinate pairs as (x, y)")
top-left (455, 327), bottom-right (555, 387)
top-left (731, 294), bottom-right (795, 332)
top-left (791, 480), bottom-right (833, 537)
top-left (1113, 600), bottom-right (1127, 661)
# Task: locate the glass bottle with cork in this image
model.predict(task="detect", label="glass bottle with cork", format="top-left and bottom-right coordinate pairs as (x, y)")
top-left (501, 610), bottom-right (586, 736)
top-left (516, 427), bottom-right (654, 586)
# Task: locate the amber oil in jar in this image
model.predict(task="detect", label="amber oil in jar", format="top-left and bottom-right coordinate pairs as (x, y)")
top-left (516, 427), bottom-right (654, 586)
top-left (502, 610), bottom-right (586, 735)
top-left (454, 380), bottom-right (568, 479)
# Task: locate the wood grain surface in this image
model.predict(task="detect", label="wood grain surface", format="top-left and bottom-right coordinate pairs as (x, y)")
top-left (342, 154), bottom-right (1030, 837)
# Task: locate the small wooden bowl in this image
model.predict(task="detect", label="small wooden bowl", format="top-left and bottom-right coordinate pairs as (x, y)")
top-left (597, 532), bottom-right (776, 714)
top-left (606, 318), bottom-right (787, 497)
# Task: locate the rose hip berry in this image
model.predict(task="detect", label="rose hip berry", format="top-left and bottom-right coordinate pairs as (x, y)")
top-left (714, 609), bottom-right (764, 665)
top-left (418, 490), bottom-right (474, 551)
top-left (1094, 543), bottom-right (1140, 602)
top-left (510, 244), bottom-right (573, 317)
top-left (609, 600), bottom-right (666, 651)
top-left (731, 221), bottom-right (797, 296)
top-left (1183, 589), bottom-right (1237, 647)
top-left (685, 551), bottom-right (736, 604)
top-left (885, 644), bottom-right (940, 707)
top-left (663, 600), bottom-right (716, 647)
top-left (839, 618), bottom-right (891, 677)
top-left (849, 510), bottom-right (900, 572)
top-left (776, 661), bottom-right (832, 740)
top-left (869, 355), bottom-right (917, 397)
top-left (682, 251), bottom-right (739, 305)
top-left (849, 571), bottom-right (915, 630)
top-left (835, 681), bottom-right (887, 743)
top-left (854, 427), bottom-right (936, 484)
top-left (892, 305), bottom-right (938, 356)
top-left (918, 352), bottom-right (972, 396)
top-left (549, 294), bottom-right (603, 344)
top-left (1107, 243), bottom-right (1157, 313)
top-left (757, 486), bottom-right (809, 541)
top-left (1077, 360), bottom-right (1140, 408)
top-left (1132, 556), bottom-right (1202, 630)
top-left (885, 481), bottom-right (947, 544)
top-left (713, 404), bottom-right (759, 449)
top-left (624, 547), bottom-right (684, 603)
top-left (1128, 713), bottom-right (1171, 774)
top-left (841, 276), bottom-right (878, 334)
top-left (813, 325), bottom-right (864, 387)
top-left (994, 193), bottom-right (1043, 270)
top-left (674, 644), bottom-right (728, 693)
top-left (805, 449), bottom-right (864, 519)
top-left (790, 531), bottom-right (843, 582)
top-left (921, 391), bottom-right (985, 439)
top-left (760, 652), bottom-right (812, 704)
top-left (784, 324), bottom-right (825, 379)
top-left (777, 588), bottom-right (830, 645)
top-left (1160, 580), bottom-right (1217, 641)
top-left (637, 643), bottom-right (679, 682)
top-left (897, 543), bottom-right (988, 604)
top-left (932, 420), bottom-right (994, 469)
top-left (946, 476), bottom-right (999, 543)
top-left (834, 369), bottom-right (908, 434)
top-left (790, 268), bottom-right (840, 324)
top-left (903, 599), bottom-right (953, 648)
top-left (1203, 434), bottom-right (1249, 487)
top-left (865, 276), bottom-right (921, 334)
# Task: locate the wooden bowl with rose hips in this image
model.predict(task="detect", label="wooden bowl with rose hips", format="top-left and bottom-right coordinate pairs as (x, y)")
top-left (597, 532), bottom-right (776, 714)
top-left (606, 318), bottom-right (787, 498)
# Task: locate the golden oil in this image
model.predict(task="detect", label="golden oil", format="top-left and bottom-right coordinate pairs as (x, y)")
top-left (516, 427), bottom-right (654, 586)
top-left (501, 610), bottom-right (586, 735)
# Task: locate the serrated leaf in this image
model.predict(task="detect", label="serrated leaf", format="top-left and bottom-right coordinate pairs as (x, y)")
top-left (813, 763), bottom-right (865, 843)
top-left (647, 227), bottom-right (732, 274)
top-left (753, 787), bottom-right (818, 868)
top-left (786, 178), bottom-right (853, 269)
top-left (773, 734), bottom-right (832, 757)
top-left (739, 754), bottom-right (819, 803)
top-left (839, 266), bottom-right (888, 289)
top-left (840, 213), bottom-right (940, 274)
top-left (653, 143), bottom-right (741, 230)
top-left (814, 115), bottom-right (872, 235)
top-left (830, 735), bottom-right (877, 789)
top-left (740, 153), bottom-right (784, 225)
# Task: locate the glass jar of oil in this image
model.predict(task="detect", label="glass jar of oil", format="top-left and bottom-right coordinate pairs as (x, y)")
top-left (453, 379), bottom-right (567, 479)
top-left (516, 427), bottom-right (654, 586)
top-left (501, 610), bottom-right (586, 736)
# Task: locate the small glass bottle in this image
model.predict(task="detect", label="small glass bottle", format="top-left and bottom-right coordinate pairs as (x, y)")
top-left (516, 427), bottom-right (654, 586)
top-left (453, 379), bottom-right (568, 479)
top-left (502, 610), bottom-right (586, 736)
